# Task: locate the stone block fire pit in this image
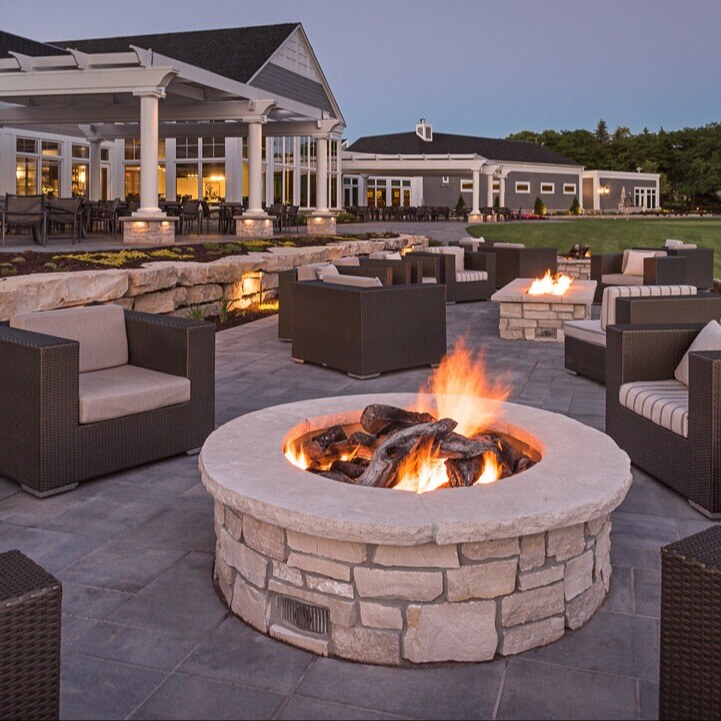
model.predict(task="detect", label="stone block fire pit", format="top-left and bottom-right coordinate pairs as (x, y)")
top-left (492, 277), bottom-right (597, 342)
top-left (200, 392), bottom-right (630, 666)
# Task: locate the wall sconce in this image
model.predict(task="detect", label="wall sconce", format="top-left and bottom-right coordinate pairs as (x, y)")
top-left (598, 185), bottom-right (610, 196)
top-left (133, 221), bottom-right (148, 230)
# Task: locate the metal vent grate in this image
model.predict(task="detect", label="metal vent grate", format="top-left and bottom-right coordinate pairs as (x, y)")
top-left (279, 595), bottom-right (329, 635)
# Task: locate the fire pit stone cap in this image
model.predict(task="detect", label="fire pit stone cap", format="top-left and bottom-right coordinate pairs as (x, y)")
top-left (491, 278), bottom-right (597, 303)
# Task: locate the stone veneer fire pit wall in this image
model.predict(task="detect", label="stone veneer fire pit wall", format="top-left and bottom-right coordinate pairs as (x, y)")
top-left (201, 393), bottom-right (631, 665)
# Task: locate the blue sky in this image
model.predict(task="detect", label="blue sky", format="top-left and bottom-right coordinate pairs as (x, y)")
top-left (5, 0), bottom-right (720, 141)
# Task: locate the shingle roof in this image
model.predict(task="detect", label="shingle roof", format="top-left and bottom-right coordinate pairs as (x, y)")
top-left (346, 131), bottom-right (580, 166)
top-left (0, 30), bottom-right (64, 58)
top-left (51, 23), bottom-right (299, 84)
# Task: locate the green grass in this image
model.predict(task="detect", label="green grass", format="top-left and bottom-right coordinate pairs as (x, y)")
top-left (467, 217), bottom-right (721, 278)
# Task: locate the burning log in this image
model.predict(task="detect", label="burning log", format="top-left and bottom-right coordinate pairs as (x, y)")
top-left (438, 432), bottom-right (497, 459)
top-left (348, 431), bottom-right (378, 449)
top-left (330, 459), bottom-right (367, 480)
top-left (312, 425), bottom-right (347, 448)
top-left (318, 470), bottom-right (355, 484)
top-left (515, 457), bottom-right (535, 473)
top-left (445, 455), bottom-right (485, 488)
top-left (360, 404), bottom-right (436, 436)
top-left (356, 418), bottom-right (457, 488)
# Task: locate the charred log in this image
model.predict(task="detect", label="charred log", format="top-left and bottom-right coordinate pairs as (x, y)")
top-left (330, 460), bottom-right (367, 480)
top-left (438, 432), bottom-right (497, 459)
top-left (445, 455), bottom-right (485, 488)
top-left (360, 404), bottom-right (436, 436)
top-left (348, 431), bottom-right (378, 448)
top-left (312, 425), bottom-right (347, 449)
top-left (318, 470), bottom-right (356, 484)
top-left (356, 418), bottom-right (457, 488)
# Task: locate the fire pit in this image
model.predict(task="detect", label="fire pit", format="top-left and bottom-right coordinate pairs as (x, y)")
top-left (200, 349), bottom-right (631, 665)
top-left (492, 274), bottom-right (597, 341)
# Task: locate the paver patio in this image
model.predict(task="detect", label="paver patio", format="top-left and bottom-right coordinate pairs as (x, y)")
top-left (0, 299), bottom-right (714, 720)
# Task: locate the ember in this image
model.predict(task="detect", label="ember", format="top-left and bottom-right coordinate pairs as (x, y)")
top-left (284, 341), bottom-right (537, 492)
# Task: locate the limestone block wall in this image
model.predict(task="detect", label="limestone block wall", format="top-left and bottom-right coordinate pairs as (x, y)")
top-left (557, 258), bottom-right (591, 280)
top-left (212, 502), bottom-right (612, 666)
top-left (0, 235), bottom-right (427, 321)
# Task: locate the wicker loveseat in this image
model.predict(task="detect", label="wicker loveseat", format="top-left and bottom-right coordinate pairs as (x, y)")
top-left (411, 246), bottom-right (496, 302)
top-left (591, 249), bottom-right (689, 303)
top-left (564, 284), bottom-right (702, 383)
top-left (0, 305), bottom-right (215, 497)
top-left (606, 320), bottom-right (721, 517)
top-left (479, 243), bottom-right (558, 289)
top-left (291, 281), bottom-right (446, 379)
top-left (277, 258), bottom-right (394, 341)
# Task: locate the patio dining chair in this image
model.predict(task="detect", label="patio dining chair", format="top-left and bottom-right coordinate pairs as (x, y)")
top-left (2, 194), bottom-right (47, 246)
top-left (48, 196), bottom-right (83, 244)
top-left (86, 198), bottom-right (120, 237)
top-left (201, 200), bottom-right (222, 234)
top-left (180, 200), bottom-right (201, 235)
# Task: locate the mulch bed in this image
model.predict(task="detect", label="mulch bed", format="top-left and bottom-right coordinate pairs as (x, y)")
top-left (0, 233), bottom-right (398, 278)
top-left (205, 302), bottom-right (279, 331)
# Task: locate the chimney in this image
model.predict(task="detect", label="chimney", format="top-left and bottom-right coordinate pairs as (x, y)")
top-left (416, 118), bottom-right (433, 142)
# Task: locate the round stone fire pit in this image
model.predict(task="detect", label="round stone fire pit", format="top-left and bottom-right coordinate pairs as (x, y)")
top-left (200, 393), bottom-right (631, 665)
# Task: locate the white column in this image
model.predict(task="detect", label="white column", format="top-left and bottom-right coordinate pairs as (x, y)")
top-left (246, 120), bottom-right (265, 215)
top-left (89, 139), bottom-right (102, 202)
top-left (136, 92), bottom-right (162, 215)
top-left (335, 143), bottom-right (343, 210)
top-left (315, 136), bottom-right (329, 213)
top-left (0, 131), bottom-right (15, 195)
top-left (471, 168), bottom-right (481, 215)
top-left (60, 140), bottom-right (72, 197)
top-left (485, 173), bottom-right (494, 207)
top-left (499, 176), bottom-right (506, 207)
top-left (359, 175), bottom-right (368, 206)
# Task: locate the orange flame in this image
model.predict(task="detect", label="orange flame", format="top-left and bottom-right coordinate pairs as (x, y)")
top-left (528, 269), bottom-right (573, 296)
top-left (413, 338), bottom-right (509, 438)
top-left (284, 440), bottom-right (310, 470)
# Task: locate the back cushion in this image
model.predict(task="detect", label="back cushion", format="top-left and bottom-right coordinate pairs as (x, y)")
top-left (322, 274), bottom-right (383, 288)
top-left (317, 264), bottom-right (340, 280)
top-left (459, 237), bottom-right (484, 251)
top-left (622, 249), bottom-right (666, 276)
top-left (297, 262), bottom-right (330, 281)
top-left (425, 245), bottom-right (465, 273)
top-left (11, 304), bottom-right (128, 373)
top-left (674, 320), bottom-right (721, 385)
top-left (665, 239), bottom-right (684, 248)
top-left (333, 256), bottom-right (361, 267)
top-left (493, 242), bottom-right (525, 249)
top-left (600, 284), bottom-right (698, 330)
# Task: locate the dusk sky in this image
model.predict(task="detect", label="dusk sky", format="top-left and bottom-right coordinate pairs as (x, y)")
top-left (5, 0), bottom-right (720, 142)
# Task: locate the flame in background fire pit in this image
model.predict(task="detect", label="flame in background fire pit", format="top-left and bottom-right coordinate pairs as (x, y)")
top-left (528, 270), bottom-right (573, 296)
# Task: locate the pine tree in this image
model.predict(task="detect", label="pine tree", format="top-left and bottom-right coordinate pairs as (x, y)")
top-left (569, 196), bottom-right (581, 215)
top-left (595, 119), bottom-right (609, 145)
top-left (533, 197), bottom-right (547, 216)
top-left (455, 194), bottom-right (466, 213)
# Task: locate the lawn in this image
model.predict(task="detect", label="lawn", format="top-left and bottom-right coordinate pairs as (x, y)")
top-left (467, 217), bottom-right (721, 278)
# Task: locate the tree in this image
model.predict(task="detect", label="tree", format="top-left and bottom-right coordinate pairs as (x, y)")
top-left (533, 197), bottom-right (547, 216)
top-left (595, 119), bottom-right (610, 145)
top-left (569, 196), bottom-right (582, 215)
top-left (612, 126), bottom-right (631, 141)
top-left (455, 193), bottom-right (466, 213)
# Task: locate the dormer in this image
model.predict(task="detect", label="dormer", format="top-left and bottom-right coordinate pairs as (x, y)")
top-left (416, 118), bottom-right (433, 142)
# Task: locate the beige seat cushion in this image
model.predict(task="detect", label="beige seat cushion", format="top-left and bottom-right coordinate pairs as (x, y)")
top-left (621, 249), bottom-right (665, 276)
top-left (333, 256), bottom-right (361, 267)
top-left (425, 245), bottom-right (465, 273)
top-left (493, 242), bottom-right (525, 249)
top-left (459, 238), bottom-right (484, 251)
top-left (322, 274), bottom-right (383, 288)
top-left (296, 262), bottom-right (330, 281)
top-left (79, 364), bottom-right (191, 424)
top-left (455, 270), bottom-right (488, 283)
top-left (674, 320), bottom-right (721, 385)
top-left (368, 251), bottom-right (402, 260)
top-left (665, 239), bottom-right (684, 248)
top-left (602, 273), bottom-right (643, 287)
top-left (563, 319), bottom-right (605, 347)
top-left (619, 380), bottom-right (688, 437)
top-left (600, 284), bottom-right (697, 330)
top-left (11, 305), bottom-right (128, 373)
top-left (422, 277), bottom-right (438, 284)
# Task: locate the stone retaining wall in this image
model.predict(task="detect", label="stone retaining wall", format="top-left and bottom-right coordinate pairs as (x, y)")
top-left (212, 503), bottom-right (612, 665)
top-left (557, 257), bottom-right (592, 280)
top-left (0, 235), bottom-right (427, 321)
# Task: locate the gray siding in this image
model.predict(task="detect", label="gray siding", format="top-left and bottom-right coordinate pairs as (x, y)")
top-left (251, 63), bottom-right (335, 116)
top-left (597, 176), bottom-right (656, 211)
top-left (503, 171), bottom-right (581, 213)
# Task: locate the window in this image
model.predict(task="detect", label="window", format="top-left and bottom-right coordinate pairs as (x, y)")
top-left (492, 181), bottom-right (500, 191)
top-left (563, 183), bottom-right (577, 195)
top-left (71, 163), bottom-right (88, 197)
top-left (41, 159), bottom-right (60, 197)
top-left (515, 181), bottom-right (530, 193)
top-left (72, 144), bottom-right (89, 159)
top-left (202, 137), bottom-right (225, 159)
top-left (540, 182), bottom-right (555, 194)
top-left (175, 137), bottom-right (198, 159)
top-left (202, 162), bottom-right (225, 202)
top-left (101, 148), bottom-right (110, 162)
top-left (124, 138), bottom-right (141, 161)
top-left (16, 137), bottom-right (37, 154)
top-left (41, 141), bottom-right (60, 156)
top-left (16, 156), bottom-right (37, 195)
top-left (460, 179), bottom-right (473, 192)
top-left (176, 163), bottom-right (199, 200)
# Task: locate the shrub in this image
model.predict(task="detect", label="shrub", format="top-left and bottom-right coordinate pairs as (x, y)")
top-left (186, 305), bottom-right (205, 321)
top-left (493, 195), bottom-right (500, 210)
top-left (11, 256), bottom-right (25, 264)
top-left (218, 295), bottom-right (230, 324)
top-left (533, 197), bottom-right (547, 216)
top-left (569, 196), bottom-right (582, 215)
top-left (336, 211), bottom-right (356, 224)
top-left (42, 262), bottom-right (58, 271)
top-left (0, 263), bottom-right (17, 277)
top-left (455, 194), bottom-right (466, 214)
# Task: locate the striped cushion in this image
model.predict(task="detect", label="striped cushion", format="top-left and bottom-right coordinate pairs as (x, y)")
top-left (563, 319), bottom-right (605, 347)
top-left (600, 284), bottom-right (697, 330)
top-left (425, 245), bottom-right (465, 273)
top-left (619, 380), bottom-right (688, 437)
top-left (456, 270), bottom-right (488, 283)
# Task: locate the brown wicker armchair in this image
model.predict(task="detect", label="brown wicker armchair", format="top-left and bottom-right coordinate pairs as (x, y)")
top-left (606, 321), bottom-right (721, 517)
top-left (0, 306), bottom-right (215, 497)
top-left (411, 247), bottom-right (496, 302)
top-left (480, 244), bottom-right (558, 288)
top-left (291, 281), bottom-right (447, 378)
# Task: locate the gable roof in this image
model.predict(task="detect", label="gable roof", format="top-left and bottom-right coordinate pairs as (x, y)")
top-left (52, 23), bottom-right (299, 84)
top-left (0, 29), bottom-right (64, 58)
top-left (346, 131), bottom-right (580, 166)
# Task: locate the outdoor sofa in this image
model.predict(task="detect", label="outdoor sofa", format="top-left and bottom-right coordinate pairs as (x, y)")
top-left (277, 257), bottom-right (394, 341)
top-left (291, 278), bottom-right (446, 379)
top-left (606, 318), bottom-right (721, 517)
top-left (591, 248), bottom-right (690, 303)
top-left (411, 246), bottom-right (496, 302)
top-left (0, 304), bottom-right (215, 497)
top-left (563, 284), bottom-right (704, 383)
top-left (478, 242), bottom-right (558, 288)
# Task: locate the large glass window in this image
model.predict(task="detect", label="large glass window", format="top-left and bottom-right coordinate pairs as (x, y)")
top-left (176, 137), bottom-right (198, 160)
top-left (124, 138), bottom-right (141, 161)
top-left (125, 166), bottom-right (140, 200)
top-left (176, 163), bottom-right (199, 200)
top-left (101, 147), bottom-right (110, 162)
top-left (202, 163), bottom-right (225, 201)
top-left (101, 167), bottom-right (109, 200)
top-left (41, 141), bottom-right (60, 157)
top-left (16, 137), bottom-right (37, 154)
top-left (72, 144), bottom-right (89, 159)
top-left (16, 157), bottom-right (37, 195)
top-left (72, 163), bottom-right (88, 197)
top-left (41, 160), bottom-right (60, 197)
top-left (202, 137), bottom-right (225, 159)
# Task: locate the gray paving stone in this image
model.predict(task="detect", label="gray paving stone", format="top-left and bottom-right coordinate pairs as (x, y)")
top-left (600, 565), bottom-right (634, 615)
top-left (61, 582), bottom-right (133, 620)
top-left (634, 568), bottom-right (662, 618)
top-left (497, 658), bottom-right (638, 720)
top-left (279, 695), bottom-right (408, 720)
top-left (638, 680), bottom-right (660, 720)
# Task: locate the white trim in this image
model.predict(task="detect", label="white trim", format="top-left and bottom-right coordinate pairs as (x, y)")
top-left (515, 181), bottom-right (531, 194)
top-left (583, 169), bottom-right (660, 182)
top-left (460, 178), bottom-right (473, 192)
top-left (563, 183), bottom-right (577, 195)
top-left (540, 182), bottom-right (555, 194)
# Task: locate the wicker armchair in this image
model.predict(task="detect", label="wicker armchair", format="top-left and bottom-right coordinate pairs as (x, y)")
top-left (0, 306), bottom-right (215, 497)
top-left (291, 281), bottom-right (447, 378)
top-left (591, 251), bottom-right (688, 303)
top-left (606, 322), bottom-right (721, 517)
top-left (480, 244), bottom-right (558, 288)
top-left (661, 246), bottom-right (714, 289)
top-left (412, 247), bottom-right (496, 302)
